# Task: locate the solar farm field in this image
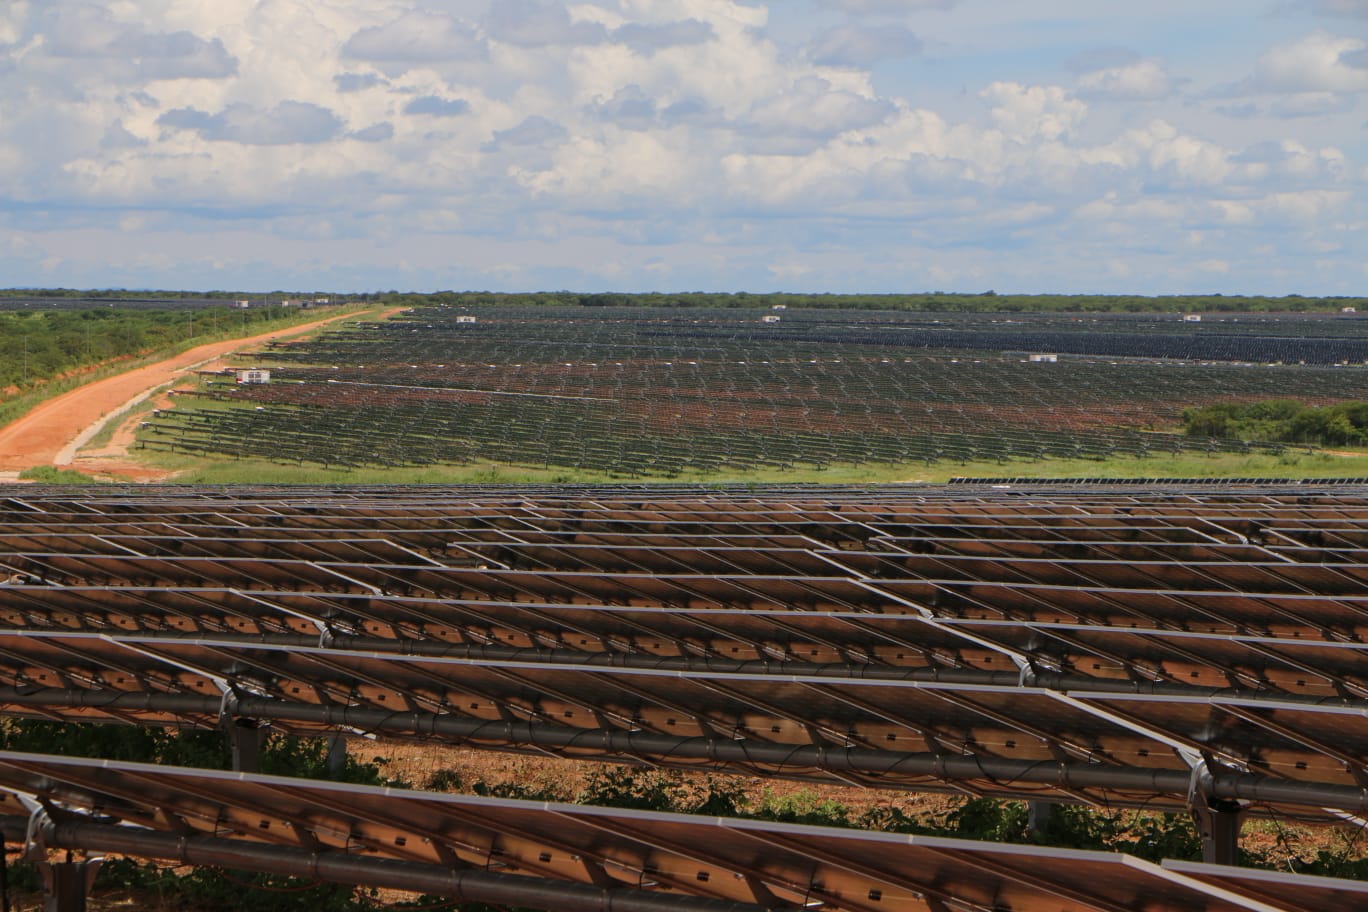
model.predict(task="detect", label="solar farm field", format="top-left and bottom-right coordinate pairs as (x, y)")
top-left (136, 306), bottom-right (1368, 478)
top-left (5, 482), bottom-right (1368, 910)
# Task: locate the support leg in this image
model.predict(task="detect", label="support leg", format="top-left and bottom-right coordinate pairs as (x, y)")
top-left (326, 733), bottom-right (347, 779)
top-left (1192, 800), bottom-right (1243, 866)
top-left (1026, 801), bottom-right (1056, 843)
top-left (38, 859), bottom-right (101, 912)
top-left (228, 719), bottom-right (264, 773)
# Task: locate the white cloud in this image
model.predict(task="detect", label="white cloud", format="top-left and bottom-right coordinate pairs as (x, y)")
top-left (1147, 130), bottom-right (1233, 186)
top-left (1076, 59), bottom-right (1178, 100)
top-left (1211, 31), bottom-right (1366, 119)
top-left (514, 131), bottom-right (690, 205)
top-left (743, 76), bottom-right (895, 138)
top-left (1212, 200), bottom-right (1256, 224)
top-left (981, 82), bottom-right (1086, 142)
top-left (1270, 90), bottom-right (1358, 116)
top-left (1234, 138), bottom-right (1344, 183)
top-left (1252, 31), bottom-right (1368, 93)
top-left (1264, 188), bottom-right (1351, 220)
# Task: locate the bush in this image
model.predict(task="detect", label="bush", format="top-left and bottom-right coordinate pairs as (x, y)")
top-left (1184, 399), bottom-right (1368, 448)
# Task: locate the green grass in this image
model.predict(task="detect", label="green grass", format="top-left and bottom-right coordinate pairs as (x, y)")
top-left (911, 447), bottom-right (1368, 481)
top-left (133, 445), bottom-right (1368, 486)
top-left (137, 451), bottom-right (633, 485)
top-left (18, 465), bottom-right (104, 484)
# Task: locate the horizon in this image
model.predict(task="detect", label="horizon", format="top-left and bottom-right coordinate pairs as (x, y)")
top-left (2, 288), bottom-right (1367, 301)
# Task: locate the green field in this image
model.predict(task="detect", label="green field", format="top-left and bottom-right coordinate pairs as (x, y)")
top-left (115, 444), bottom-right (1368, 487)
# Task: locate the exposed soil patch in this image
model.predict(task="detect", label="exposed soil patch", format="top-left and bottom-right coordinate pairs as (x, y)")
top-left (377, 739), bottom-right (962, 819)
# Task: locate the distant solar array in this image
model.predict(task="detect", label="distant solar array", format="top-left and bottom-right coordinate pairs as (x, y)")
top-left (136, 306), bottom-right (1368, 473)
top-left (3, 483), bottom-right (1368, 827)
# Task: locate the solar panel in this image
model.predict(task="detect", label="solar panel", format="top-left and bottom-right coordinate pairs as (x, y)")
top-left (1163, 860), bottom-right (1368, 910)
top-left (3, 483), bottom-right (1368, 822)
top-left (0, 751), bottom-right (1322, 912)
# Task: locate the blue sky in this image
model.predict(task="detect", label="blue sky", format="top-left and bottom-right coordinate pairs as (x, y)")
top-left (0, 0), bottom-right (1365, 294)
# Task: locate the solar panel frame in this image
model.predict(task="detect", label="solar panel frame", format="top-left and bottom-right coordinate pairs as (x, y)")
top-left (0, 751), bottom-right (1311, 912)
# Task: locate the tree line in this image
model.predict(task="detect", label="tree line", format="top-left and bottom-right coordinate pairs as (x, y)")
top-left (0, 305), bottom-right (291, 393)
top-left (1184, 399), bottom-right (1368, 447)
top-left (5, 287), bottom-right (1367, 313)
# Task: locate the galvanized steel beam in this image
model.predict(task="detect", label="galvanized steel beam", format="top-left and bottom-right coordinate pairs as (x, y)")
top-left (1, 686), bottom-right (1367, 816)
top-left (1, 818), bottom-right (783, 912)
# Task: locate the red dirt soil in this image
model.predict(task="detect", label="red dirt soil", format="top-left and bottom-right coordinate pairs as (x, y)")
top-left (0, 309), bottom-right (383, 482)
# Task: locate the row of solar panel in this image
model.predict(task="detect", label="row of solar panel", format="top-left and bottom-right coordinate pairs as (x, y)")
top-left (0, 488), bottom-right (1364, 810)
top-left (3, 483), bottom-right (1368, 906)
top-left (0, 750), bottom-right (1358, 912)
top-left (0, 600), bottom-right (1359, 813)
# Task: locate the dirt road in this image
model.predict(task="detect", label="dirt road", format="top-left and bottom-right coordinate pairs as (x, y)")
top-left (0, 308), bottom-right (376, 480)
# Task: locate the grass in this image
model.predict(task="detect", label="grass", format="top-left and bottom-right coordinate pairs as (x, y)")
top-left (136, 452), bottom-right (625, 485)
top-left (912, 446), bottom-right (1368, 481)
top-left (131, 444), bottom-right (1368, 486)
top-left (18, 465), bottom-right (103, 484)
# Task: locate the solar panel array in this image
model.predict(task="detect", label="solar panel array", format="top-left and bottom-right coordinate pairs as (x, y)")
top-left (2, 482), bottom-right (1368, 823)
top-left (0, 751), bottom-right (1345, 912)
top-left (142, 305), bottom-right (1368, 474)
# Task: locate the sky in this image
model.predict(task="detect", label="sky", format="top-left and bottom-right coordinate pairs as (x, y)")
top-left (1, 1), bottom-right (1366, 295)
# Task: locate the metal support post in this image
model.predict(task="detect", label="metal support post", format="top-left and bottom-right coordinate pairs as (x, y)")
top-left (37, 859), bottom-right (102, 912)
top-left (228, 719), bottom-right (265, 773)
top-left (1192, 799), bottom-right (1243, 866)
top-left (326, 732), bottom-right (347, 779)
top-left (1026, 801), bottom-right (1056, 842)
